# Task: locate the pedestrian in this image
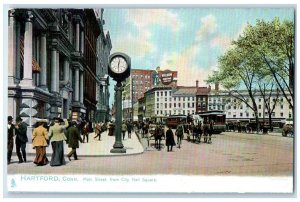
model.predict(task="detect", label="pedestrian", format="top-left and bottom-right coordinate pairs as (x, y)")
top-left (127, 121), bottom-right (132, 139)
top-left (48, 118), bottom-right (69, 166)
top-left (66, 121), bottom-right (82, 161)
top-left (208, 120), bottom-right (214, 144)
top-left (82, 121), bottom-right (89, 143)
top-left (32, 119), bottom-right (49, 166)
top-left (94, 122), bottom-right (102, 140)
top-left (15, 116), bottom-right (28, 163)
top-left (122, 121), bottom-right (127, 140)
top-left (166, 126), bottom-right (175, 152)
top-left (7, 116), bottom-right (15, 164)
top-left (108, 122), bottom-right (114, 136)
top-left (175, 124), bottom-right (184, 148)
top-left (203, 121), bottom-right (209, 143)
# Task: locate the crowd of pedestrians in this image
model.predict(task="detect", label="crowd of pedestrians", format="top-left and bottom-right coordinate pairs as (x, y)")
top-left (6, 115), bottom-right (115, 167)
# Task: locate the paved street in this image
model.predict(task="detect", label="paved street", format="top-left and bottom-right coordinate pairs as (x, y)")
top-left (7, 131), bottom-right (293, 176)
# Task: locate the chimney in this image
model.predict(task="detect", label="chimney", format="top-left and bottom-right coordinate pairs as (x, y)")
top-left (196, 80), bottom-right (199, 88)
top-left (215, 82), bottom-right (219, 91)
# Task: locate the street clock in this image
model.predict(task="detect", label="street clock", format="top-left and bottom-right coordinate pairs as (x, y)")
top-left (108, 52), bottom-right (131, 82)
top-left (108, 52), bottom-right (131, 153)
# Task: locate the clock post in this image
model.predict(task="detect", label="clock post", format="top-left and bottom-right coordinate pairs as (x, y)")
top-left (108, 52), bottom-right (131, 153)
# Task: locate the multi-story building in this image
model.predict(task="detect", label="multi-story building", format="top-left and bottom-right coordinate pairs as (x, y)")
top-left (153, 86), bottom-right (173, 117)
top-left (7, 9), bottom-right (108, 136)
top-left (172, 87), bottom-right (196, 116)
top-left (131, 69), bottom-right (155, 103)
top-left (95, 9), bottom-right (112, 122)
top-left (208, 89), bottom-right (293, 124)
top-left (137, 96), bottom-right (146, 121)
top-left (196, 81), bottom-right (211, 113)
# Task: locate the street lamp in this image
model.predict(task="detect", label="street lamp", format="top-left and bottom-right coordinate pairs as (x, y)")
top-left (108, 52), bottom-right (131, 153)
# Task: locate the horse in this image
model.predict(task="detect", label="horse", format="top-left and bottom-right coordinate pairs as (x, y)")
top-left (154, 126), bottom-right (165, 150)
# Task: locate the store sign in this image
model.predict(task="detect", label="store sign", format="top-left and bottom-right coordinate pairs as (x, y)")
top-left (160, 70), bottom-right (174, 85)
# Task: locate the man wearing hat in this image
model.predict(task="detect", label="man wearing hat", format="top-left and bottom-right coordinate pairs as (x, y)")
top-left (15, 116), bottom-right (28, 163)
top-left (7, 116), bottom-right (15, 164)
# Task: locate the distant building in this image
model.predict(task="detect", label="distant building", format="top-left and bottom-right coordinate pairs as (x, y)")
top-left (208, 89), bottom-right (293, 124)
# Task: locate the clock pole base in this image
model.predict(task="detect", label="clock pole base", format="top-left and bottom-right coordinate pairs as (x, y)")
top-left (110, 148), bottom-right (126, 153)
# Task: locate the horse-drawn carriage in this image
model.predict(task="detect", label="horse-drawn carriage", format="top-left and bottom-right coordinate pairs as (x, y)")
top-left (147, 124), bottom-right (166, 150)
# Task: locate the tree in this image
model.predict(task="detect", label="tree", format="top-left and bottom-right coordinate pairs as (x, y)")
top-left (208, 18), bottom-right (294, 132)
top-left (207, 46), bottom-right (262, 133)
top-left (234, 18), bottom-right (294, 117)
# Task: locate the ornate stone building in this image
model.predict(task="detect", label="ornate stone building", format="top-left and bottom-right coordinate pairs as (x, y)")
top-left (95, 9), bottom-right (112, 122)
top-left (7, 9), bottom-right (109, 134)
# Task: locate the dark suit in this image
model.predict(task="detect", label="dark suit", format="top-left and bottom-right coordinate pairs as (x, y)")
top-left (7, 124), bottom-right (15, 164)
top-left (66, 126), bottom-right (82, 160)
top-left (15, 122), bottom-right (28, 163)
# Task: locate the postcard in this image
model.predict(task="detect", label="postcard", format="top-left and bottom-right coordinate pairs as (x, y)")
top-left (4, 5), bottom-right (295, 196)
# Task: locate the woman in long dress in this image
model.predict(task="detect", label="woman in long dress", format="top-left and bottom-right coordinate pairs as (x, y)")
top-left (32, 119), bottom-right (49, 166)
top-left (48, 118), bottom-right (69, 166)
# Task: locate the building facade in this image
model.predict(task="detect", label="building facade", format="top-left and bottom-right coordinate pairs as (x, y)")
top-left (7, 9), bottom-right (108, 136)
top-left (95, 9), bottom-right (112, 122)
top-left (208, 90), bottom-right (293, 124)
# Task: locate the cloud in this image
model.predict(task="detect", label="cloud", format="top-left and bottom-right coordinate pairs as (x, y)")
top-left (112, 32), bottom-right (155, 58)
top-left (210, 35), bottom-right (232, 50)
top-left (159, 45), bottom-right (215, 87)
top-left (196, 15), bottom-right (217, 42)
top-left (126, 9), bottom-right (182, 33)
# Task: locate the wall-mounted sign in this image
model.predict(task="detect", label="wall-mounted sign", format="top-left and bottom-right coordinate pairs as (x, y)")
top-left (160, 70), bottom-right (174, 85)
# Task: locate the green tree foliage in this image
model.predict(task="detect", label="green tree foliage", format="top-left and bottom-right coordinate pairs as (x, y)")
top-left (207, 18), bottom-right (294, 131)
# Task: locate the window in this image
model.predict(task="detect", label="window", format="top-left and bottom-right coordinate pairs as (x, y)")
top-left (165, 103), bottom-right (167, 108)
top-left (246, 113), bottom-right (249, 117)
top-left (183, 110), bottom-right (185, 115)
top-left (234, 106), bottom-right (236, 110)
top-left (281, 105), bottom-right (284, 109)
top-left (258, 105), bottom-right (261, 109)
top-left (161, 92), bottom-right (163, 96)
top-left (240, 105), bottom-right (243, 109)
top-left (192, 103), bottom-right (194, 108)
top-left (183, 103), bottom-right (185, 108)
top-left (188, 103), bottom-right (190, 108)
top-left (183, 97), bottom-right (185, 101)
top-left (272, 112), bottom-right (275, 117)
top-left (188, 97), bottom-right (190, 101)
top-left (165, 98), bottom-right (167, 101)
top-left (165, 91), bottom-right (167, 96)
top-left (178, 103), bottom-right (181, 108)
top-left (259, 113), bottom-right (261, 117)
top-left (169, 91), bottom-right (171, 96)
top-left (240, 113), bottom-right (243, 117)
top-left (280, 112), bottom-right (283, 117)
top-left (174, 97), bottom-right (176, 101)
top-left (233, 115), bottom-right (236, 118)
top-left (156, 103), bottom-right (159, 108)
top-left (156, 111), bottom-right (159, 114)
top-left (169, 103), bottom-right (171, 108)
top-left (228, 106), bottom-right (231, 109)
top-left (178, 97), bottom-right (181, 101)
top-left (174, 103), bottom-right (176, 108)
top-left (157, 98), bottom-right (159, 101)
top-left (160, 111), bottom-right (163, 115)
top-left (259, 98), bottom-right (261, 102)
top-left (156, 92), bottom-right (159, 96)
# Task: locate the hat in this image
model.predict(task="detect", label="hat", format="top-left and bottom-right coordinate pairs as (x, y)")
top-left (8, 116), bottom-right (13, 121)
top-left (36, 118), bottom-right (48, 123)
top-left (53, 117), bottom-right (63, 122)
top-left (16, 116), bottom-right (23, 122)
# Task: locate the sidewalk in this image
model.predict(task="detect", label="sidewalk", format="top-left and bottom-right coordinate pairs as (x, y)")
top-left (20, 130), bottom-right (144, 157)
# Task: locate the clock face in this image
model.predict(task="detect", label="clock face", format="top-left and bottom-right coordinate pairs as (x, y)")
top-left (110, 56), bottom-right (128, 74)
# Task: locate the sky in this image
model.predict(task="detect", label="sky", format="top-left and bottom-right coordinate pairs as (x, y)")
top-left (103, 8), bottom-right (294, 107)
